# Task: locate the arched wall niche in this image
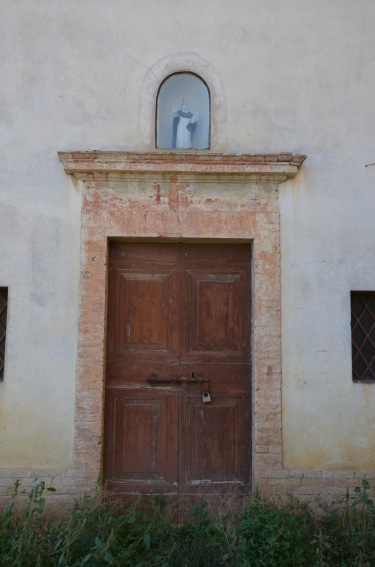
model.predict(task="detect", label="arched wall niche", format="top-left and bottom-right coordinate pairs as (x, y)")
top-left (137, 53), bottom-right (226, 151)
top-left (156, 72), bottom-right (210, 150)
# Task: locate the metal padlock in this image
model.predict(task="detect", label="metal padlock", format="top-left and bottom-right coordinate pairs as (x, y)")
top-left (202, 391), bottom-right (211, 404)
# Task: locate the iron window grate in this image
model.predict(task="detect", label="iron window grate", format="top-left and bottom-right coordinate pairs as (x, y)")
top-left (0, 288), bottom-right (8, 381)
top-left (351, 291), bottom-right (375, 382)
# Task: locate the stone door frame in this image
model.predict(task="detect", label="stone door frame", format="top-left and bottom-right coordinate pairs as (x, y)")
top-left (59, 151), bottom-right (305, 495)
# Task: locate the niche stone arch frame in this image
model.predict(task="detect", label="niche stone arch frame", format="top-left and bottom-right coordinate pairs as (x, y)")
top-left (137, 53), bottom-right (226, 151)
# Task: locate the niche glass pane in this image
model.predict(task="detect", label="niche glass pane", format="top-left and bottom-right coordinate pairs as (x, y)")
top-left (156, 73), bottom-right (210, 150)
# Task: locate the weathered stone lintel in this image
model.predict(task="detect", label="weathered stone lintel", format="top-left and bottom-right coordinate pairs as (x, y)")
top-left (58, 151), bottom-right (306, 178)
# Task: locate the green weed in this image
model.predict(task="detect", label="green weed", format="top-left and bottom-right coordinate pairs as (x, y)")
top-left (0, 479), bottom-right (375, 566)
top-left (235, 492), bottom-right (315, 566)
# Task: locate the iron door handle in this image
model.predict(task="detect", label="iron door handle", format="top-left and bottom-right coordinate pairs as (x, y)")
top-left (148, 374), bottom-right (209, 387)
top-left (147, 374), bottom-right (179, 385)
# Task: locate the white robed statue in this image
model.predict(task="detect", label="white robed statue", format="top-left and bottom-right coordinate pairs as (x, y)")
top-left (172, 101), bottom-right (198, 149)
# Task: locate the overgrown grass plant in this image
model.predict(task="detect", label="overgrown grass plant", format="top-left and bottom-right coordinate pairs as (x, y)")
top-left (0, 478), bottom-right (375, 566)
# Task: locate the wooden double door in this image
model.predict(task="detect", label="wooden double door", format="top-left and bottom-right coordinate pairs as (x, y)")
top-left (104, 242), bottom-right (251, 495)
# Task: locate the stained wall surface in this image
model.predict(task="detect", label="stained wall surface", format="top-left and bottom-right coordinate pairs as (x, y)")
top-left (1, 0), bottom-right (375, 494)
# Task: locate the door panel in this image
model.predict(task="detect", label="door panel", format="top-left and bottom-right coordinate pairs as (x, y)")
top-left (186, 273), bottom-right (241, 352)
top-left (184, 396), bottom-right (244, 481)
top-left (104, 242), bottom-right (251, 495)
top-left (105, 389), bottom-right (178, 493)
top-left (115, 271), bottom-right (175, 352)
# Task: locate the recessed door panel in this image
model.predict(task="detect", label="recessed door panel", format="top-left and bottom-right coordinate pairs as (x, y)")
top-left (114, 270), bottom-right (176, 353)
top-left (105, 389), bottom-right (178, 492)
top-left (184, 396), bottom-right (244, 481)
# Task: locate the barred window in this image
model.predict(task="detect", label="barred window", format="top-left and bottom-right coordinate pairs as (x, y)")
top-left (351, 291), bottom-right (375, 382)
top-left (0, 288), bottom-right (8, 381)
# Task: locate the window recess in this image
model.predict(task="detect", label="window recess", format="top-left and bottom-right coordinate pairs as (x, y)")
top-left (351, 291), bottom-right (375, 382)
top-left (0, 288), bottom-right (8, 381)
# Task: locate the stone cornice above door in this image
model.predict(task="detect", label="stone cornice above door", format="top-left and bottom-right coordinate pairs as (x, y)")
top-left (58, 151), bottom-right (306, 182)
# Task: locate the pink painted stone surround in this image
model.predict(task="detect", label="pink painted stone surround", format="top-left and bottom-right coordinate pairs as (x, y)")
top-left (58, 151), bottom-right (306, 499)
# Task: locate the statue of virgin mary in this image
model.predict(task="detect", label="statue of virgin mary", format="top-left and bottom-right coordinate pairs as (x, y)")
top-left (172, 101), bottom-right (198, 149)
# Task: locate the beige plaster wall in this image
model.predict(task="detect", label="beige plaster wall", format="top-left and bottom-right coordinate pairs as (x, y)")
top-left (0, 0), bottom-right (375, 487)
